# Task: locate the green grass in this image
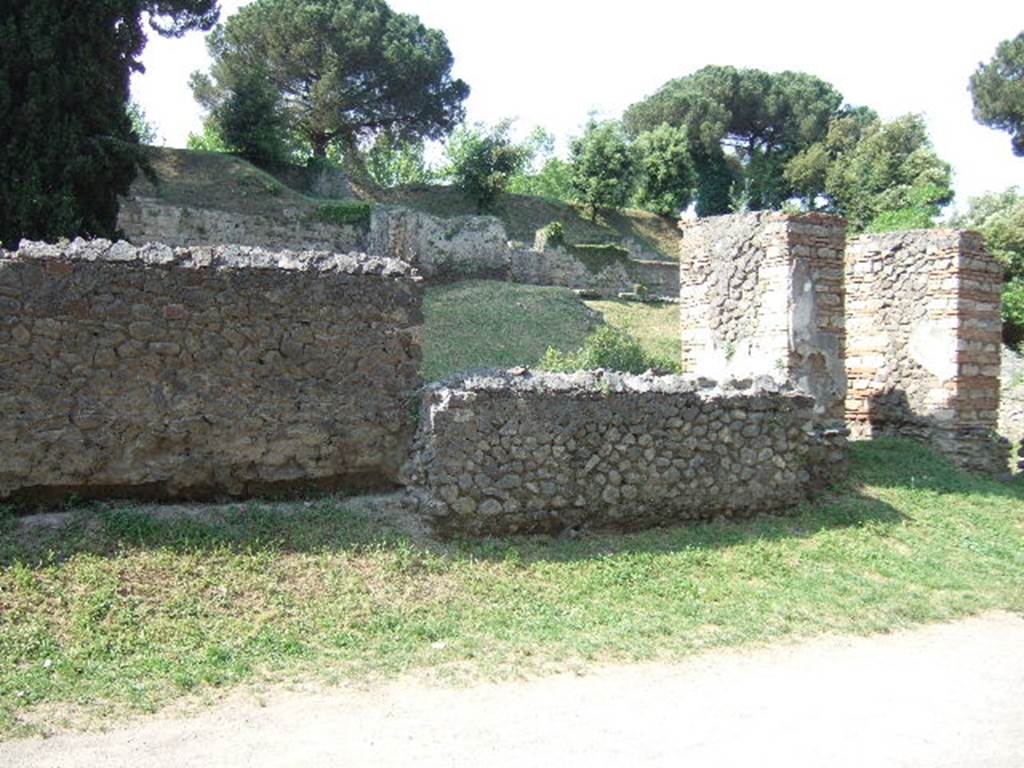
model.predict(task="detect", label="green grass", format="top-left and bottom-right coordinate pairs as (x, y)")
top-left (585, 299), bottom-right (681, 366)
top-left (134, 147), bottom-right (324, 215)
top-left (421, 281), bottom-right (600, 380)
top-left (1, 440), bottom-right (1021, 739)
top-left (421, 283), bottom-right (681, 381)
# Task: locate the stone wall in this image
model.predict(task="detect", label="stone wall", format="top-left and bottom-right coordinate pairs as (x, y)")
top-left (366, 206), bottom-right (510, 280)
top-left (403, 370), bottom-right (846, 537)
top-left (119, 199), bottom-right (507, 281)
top-left (845, 230), bottom-right (1008, 474)
top-left (119, 197), bottom-right (680, 298)
top-left (509, 249), bottom-right (678, 299)
top-left (0, 240), bottom-right (423, 504)
top-left (118, 197), bottom-right (367, 254)
top-left (679, 213), bottom-right (847, 425)
top-left (999, 345), bottom-right (1023, 445)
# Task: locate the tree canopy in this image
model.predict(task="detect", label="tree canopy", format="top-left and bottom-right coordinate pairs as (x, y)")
top-left (0, 1), bottom-right (219, 248)
top-left (191, 0), bottom-right (469, 171)
top-left (632, 123), bottom-right (696, 216)
top-left (443, 121), bottom-right (529, 213)
top-left (785, 113), bottom-right (952, 232)
top-left (623, 65), bottom-right (844, 213)
top-left (970, 31), bottom-right (1024, 156)
top-left (569, 120), bottom-right (636, 220)
top-left (953, 187), bottom-right (1024, 344)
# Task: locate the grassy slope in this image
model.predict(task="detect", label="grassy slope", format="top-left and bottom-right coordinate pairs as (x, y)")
top-left (1, 440), bottom-right (1021, 738)
top-left (422, 281), bottom-right (680, 381)
top-left (132, 147), bottom-right (319, 215)
top-left (131, 148), bottom-right (682, 259)
top-left (421, 281), bottom-right (601, 381)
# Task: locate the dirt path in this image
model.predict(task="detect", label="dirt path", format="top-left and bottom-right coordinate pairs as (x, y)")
top-left (5, 612), bottom-right (1023, 768)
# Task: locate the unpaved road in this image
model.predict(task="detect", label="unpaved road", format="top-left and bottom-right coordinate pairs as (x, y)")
top-left (5, 612), bottom-right (1024, 768)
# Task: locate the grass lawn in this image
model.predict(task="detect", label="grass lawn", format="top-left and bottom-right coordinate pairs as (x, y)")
top-left (585, 299), bottom-right (681, 366)
top-left (421, 281), bottom-right (600, 380)
top-left (421, 281), bottom-right (680, 381)
top-left (1, 440), bottom-right (1022, 739)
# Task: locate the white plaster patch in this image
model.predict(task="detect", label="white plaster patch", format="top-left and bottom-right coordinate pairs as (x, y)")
top-left (909, 322), bottom-right (958, 381)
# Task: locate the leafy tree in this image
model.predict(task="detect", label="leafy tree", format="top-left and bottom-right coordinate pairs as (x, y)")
top-left (569, 120), bottom-right (636, 220)
top-left (191, 0), bottom-right (469, 181)
top-left (0, 1), bottom-right (218, 247)
top-left (952, 188), bottom-right (1024, 344)
top-left (443, 120), bottom-right (529, 212)
top-left (970, 31), bottom-right (1024, 156)
top-left (623, 66), bottom-right (843, 213)
top-left (365, 133), bottom-right (435, 188)
top-left (127, 100), bottom-right (159, 145)
top-left (632, 123), bottom-right (695, 216)
top-left (508, 157), bottom-right (574, 202)
top-left (785, 113), bottom-right (952, 232)
top-left (507, 128), bottom-right (574, 202)
top-left (186, 122), bottom-right (230, 153)
top-left (192, 69), bottom-right (287, 165)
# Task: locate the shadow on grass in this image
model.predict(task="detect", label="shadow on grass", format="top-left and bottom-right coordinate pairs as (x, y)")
top-left (8, 438), bottom-right (1007, 570)
top-left (850, 437), bottom-right (1024, 500)
top-left (0, 445), bottom-right (931, 571)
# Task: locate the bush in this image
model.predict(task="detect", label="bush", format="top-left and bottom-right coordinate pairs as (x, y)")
top-left (310, 201), bottom-right (372, 227)
top-left (569, 120), bottom-right (636, 221)
top-left (535, 221), bottom-right (566, 250)
top-left (444, 120), bottom-right (530, 212)
top-left (539, 325), bottom-right (679, 374)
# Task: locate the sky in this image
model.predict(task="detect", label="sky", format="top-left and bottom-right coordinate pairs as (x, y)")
top-left (133, 0), bottom-right (1024, 211)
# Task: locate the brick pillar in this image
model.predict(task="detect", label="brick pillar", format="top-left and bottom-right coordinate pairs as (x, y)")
top-left (679, 212), bottom-right (847, 427)
top-left (845, 230), bottom-right (1008, 475)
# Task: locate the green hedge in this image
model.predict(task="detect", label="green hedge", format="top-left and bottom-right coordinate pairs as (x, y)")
top-left (310, 201), bottom-right (372, 228)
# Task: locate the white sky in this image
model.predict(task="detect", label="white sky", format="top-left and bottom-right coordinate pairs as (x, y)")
top-left (134, 0), bottom-right (1024, 210)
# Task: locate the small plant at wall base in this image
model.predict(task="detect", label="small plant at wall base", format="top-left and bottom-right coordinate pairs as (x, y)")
top-left (539, 325), bottom-right (680, 374)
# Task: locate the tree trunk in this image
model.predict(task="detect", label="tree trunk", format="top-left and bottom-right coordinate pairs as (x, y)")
top-left (311, 136), bottom-right (329, 160)
top-left (338, 134), bottom-right (380, 197)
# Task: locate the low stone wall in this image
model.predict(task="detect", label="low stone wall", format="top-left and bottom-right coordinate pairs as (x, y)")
top-left (0, 240), bottom-right (423, 504)
top-left (119, 199), bottom-right (507, 281)
top-left (1001, 345), bottom-right (1024, 445)
top-left (509, 249), bottom-right (678, 299)
top-left (403, 370), bottom-right (846, 537)
top-left (845, 230), bottom-right (1008, 475)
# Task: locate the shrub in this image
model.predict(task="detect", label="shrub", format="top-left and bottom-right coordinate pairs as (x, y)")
top-left (444, 120), bottom-right (530, 212)
top-left (535, 221), bottom-right (566, 250)
top-left (569, 120), bottom-right (636, 221)
top-left (310, 201), bottom-right (372, 228)
top-left (1005, 278), bottom-right (1024, 347)
top-left (539, 325), bottom-right (679, 374)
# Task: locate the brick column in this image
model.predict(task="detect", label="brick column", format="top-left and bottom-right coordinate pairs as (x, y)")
top-left (845, 230), bottom-right (1008, 475)
top-left (679, 212), bottom-right (847, 426)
